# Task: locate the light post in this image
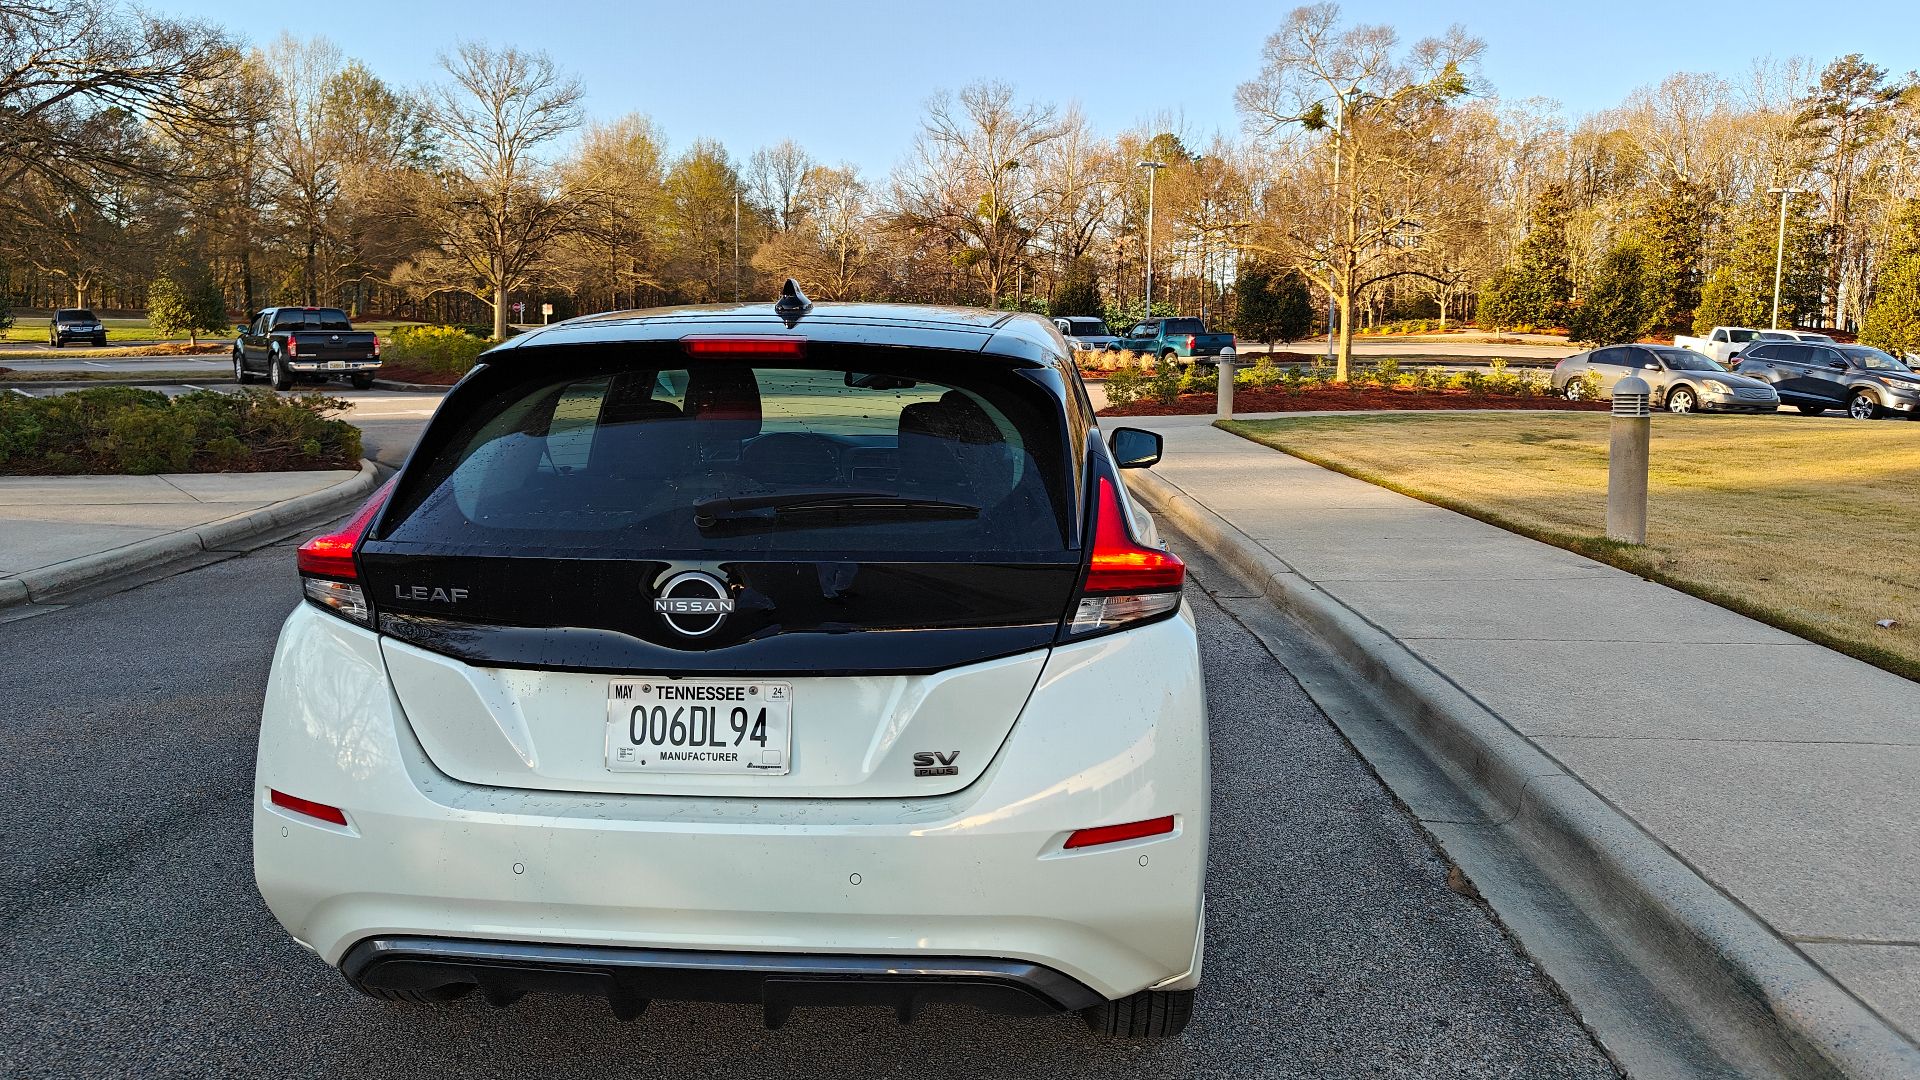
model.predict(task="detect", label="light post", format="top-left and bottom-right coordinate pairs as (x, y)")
top-left (1137, 160), bottom-right (1167, 317)
top-left (732, 190), bottom-right (741, 303)
top-left (1767, 186), bottom-right (1805, 330)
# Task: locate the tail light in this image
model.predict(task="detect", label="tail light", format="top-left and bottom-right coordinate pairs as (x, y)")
top-left (372, 334), bottom-right (381, 357)
top-left (1068, 475), bottom-right (1184, 636)
top-left (296, 477), bottom-right (396, 624)
top-left (285, 335), bottom-right (299, 357)
top-left (1185, 334), bottom-right (1196, 350)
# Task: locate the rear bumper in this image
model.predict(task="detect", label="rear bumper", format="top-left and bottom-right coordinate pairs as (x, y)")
top-left (287, 359), bottom-right (380, 372)
top-left (253, 604), bottom-right (1210, 1005)
top-left (342, 936), bottom-right (1102, 1021)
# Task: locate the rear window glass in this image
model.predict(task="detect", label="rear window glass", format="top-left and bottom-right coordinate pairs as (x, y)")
top-left (382, 358), bottom-right (1074, 557)
top-left (1163, 318), bottom-right (1205, 335)
top-left (1064, 318), bottom-right (1110, 336)
top-left (271, 308), bottom-right (353, 331)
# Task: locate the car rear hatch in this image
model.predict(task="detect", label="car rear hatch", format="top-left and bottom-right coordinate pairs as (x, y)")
top-left (356, 334), bottom-right (1088, 798)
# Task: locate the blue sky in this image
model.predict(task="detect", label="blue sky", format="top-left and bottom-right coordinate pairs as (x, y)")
top-left (167, 0), bottom-right (1916, 175)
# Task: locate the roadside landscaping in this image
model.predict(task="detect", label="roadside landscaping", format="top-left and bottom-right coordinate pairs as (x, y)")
top-left (0, 386), bottom-right (361, 475)
top-left (0, 368), bottom-right (219, 383)
top-left (374, 324), bottom-right (489, 385)
top-left (1100, 358), bottom-right (1602, 416)
top-left (1220, 412), bottom-right (1920, 681)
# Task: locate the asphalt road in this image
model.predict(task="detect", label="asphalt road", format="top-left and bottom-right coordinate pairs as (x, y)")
top-left (0, 490), bottom-right (1617, 1079)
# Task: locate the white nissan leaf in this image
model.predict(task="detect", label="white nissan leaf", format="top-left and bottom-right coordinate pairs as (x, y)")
top-left (253, 283), bottom-right (1210, 1039)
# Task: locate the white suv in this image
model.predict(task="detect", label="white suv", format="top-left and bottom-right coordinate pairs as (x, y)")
top-left (253, 285), bottom-right (1210, 1039)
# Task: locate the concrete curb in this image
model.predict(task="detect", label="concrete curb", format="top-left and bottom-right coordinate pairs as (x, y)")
top-left (370, 378), bottom-right (452, 394)
top-left (1, 459), bottom-right (381, 612)
top-left (1, 377), bottom-right (230, 391)
top-left (1125, 465), bottom-right (1920, 1080)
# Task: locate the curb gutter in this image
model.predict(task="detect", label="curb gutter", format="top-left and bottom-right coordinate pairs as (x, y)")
top-left (0, 459), bottom-right (381, 612)
top-left (1125, 466), bottom-right (1920, 1080)
top-left (370, 378), bottom-right (452, 394)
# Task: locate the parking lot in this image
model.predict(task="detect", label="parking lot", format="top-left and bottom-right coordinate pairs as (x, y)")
top-left (0, 521), bottom-right (1615, 1079)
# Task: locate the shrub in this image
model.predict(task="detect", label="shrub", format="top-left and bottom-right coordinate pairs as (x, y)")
top-left (1373, 358), bottom-right (1402, 389)
top-left (147, 263), bottom-right (229, 345)
top-left (1404, 366), bottom-right (1433, 391)
top-left (1106, 366), bottom-right (1146, 407)
top-left (383, 325), bottom-right (489, 375)
top-left (1148, 362), bottom-right (1184, 405)
top-left (0, 387), bottom-right (359, 475)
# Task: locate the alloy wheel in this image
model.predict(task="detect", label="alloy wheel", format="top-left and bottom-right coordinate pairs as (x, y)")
top-left (1668, 389), bottom-right (1694, 414)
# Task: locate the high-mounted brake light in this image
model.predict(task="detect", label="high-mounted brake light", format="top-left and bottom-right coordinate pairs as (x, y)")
top-left (1068, 475), bottom-right (1185, 636)
top-left (296, 478), bottom-right (395, 624)
top-left (270, 789), bottom-right (349, 827)
top-left (1065, 815), bottom-right (1175, 850)
top-left (682, 336), bottom-right (805, 358)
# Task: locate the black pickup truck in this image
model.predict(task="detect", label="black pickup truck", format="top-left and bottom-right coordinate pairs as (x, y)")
top-left (233, 307), bottom-right (381, 390)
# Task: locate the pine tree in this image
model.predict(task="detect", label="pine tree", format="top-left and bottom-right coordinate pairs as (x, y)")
top-left (1693, 198), bottom-right (1827, 333)
top-left (1484, 184), bottom-right (1574, 329)
top-left (1861, 200), bottom-right (1920, 357)
top-left (1274, 269), bottom-right (1313, 343)
top-left (1567, 244), bottom-right (1656, 346)
top-left (1051, 259), bottom-right (1103, 318)
top-left (147, 262), bottom-right (229, 346)
top-left (1635, 181), bottom-right (1707, 329)
top-left (1233, 260), bottom-right (1280, 345)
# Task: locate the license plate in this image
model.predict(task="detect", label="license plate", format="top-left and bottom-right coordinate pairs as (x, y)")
top-left (327, 360), bottom-right (346, 369)
top-left (605, 679), bottom-right (792, 774)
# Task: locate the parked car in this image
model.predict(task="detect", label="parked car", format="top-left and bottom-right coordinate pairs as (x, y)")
top-left (1052, 316), bottom-right (1119, 355)
top-left (1553, 344), bottom-right (1780, 414)
top-left (1673, 325), bottom-right (1765, 365)
top-left (1113, 317), bottom-right (1236, 363)
top-left (47, 308), bottom-right (107, 348)
top-left (253, 283), bottom-right (1210, 1039)
top-left (1734, 342), bottom-right (1920, 419)
top-left (233, 306), bottom-right (381, 390)
top-left (1756, 329), bottom-right (1838, 345)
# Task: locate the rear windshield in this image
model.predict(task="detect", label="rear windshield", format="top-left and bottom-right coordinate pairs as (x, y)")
top-left (272, 308), bottom-right (354, 331)
top-left (57, 309), bottom-right (95, 321)
top-left (1163, 318), bottom-right (1205, 335)
top-left (382, 356), bottom-right (1074, 557)
top-left (1064, 318), bottom-right (1110, 336)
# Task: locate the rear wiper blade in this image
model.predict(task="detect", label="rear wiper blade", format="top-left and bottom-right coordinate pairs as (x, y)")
top-left (694, 490), bottom-right (980, 528)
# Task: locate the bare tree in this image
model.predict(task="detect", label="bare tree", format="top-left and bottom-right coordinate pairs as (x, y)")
top-left (1236, 3), bottom-right (1483, 380)
top-left (747, 140), bottom-right (816, 232)
top-left (404, 41), bottom-right (583, 339)
top-left (752, 164), bottom-right (876, 299)
top-left (264, 35), bottom-right (346, 305)
top-left (892, 81), bottom-right (1061, 303)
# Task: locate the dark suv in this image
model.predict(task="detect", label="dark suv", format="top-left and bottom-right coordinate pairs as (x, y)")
top-left (1734, 343), bottom-right (1920, 419)
top-left (48, 309), bottom-right (107, 348)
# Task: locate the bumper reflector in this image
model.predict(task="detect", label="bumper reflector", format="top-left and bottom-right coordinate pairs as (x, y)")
top-left (1064, 815), bottom-right (1175, 850)
top-left (269, 789), bottom-right (349, 826)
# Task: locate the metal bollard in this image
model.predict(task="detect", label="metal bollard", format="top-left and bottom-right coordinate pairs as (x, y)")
top-left (1607, 375), bottom-right (1651, 544)
top-left (1216, 349), bottom-right (1237, 419)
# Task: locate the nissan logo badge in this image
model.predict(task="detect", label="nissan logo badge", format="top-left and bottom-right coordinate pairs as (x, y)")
top-left (653, 570), bottom-right (734, 637)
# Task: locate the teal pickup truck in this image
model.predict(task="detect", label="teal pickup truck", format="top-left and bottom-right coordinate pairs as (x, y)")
top-left (1114, 317), bottom-right (1237, 363)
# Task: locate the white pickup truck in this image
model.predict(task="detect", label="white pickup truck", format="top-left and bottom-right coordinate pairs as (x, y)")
top-left (1674, 326), bottom-right (1766, 365)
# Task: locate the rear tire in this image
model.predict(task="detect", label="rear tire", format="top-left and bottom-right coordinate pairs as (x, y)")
top-left (1563, 380), bottom-right (1585, 402)
top-left (1081, 987), bottom-right (1196, 1040)
top-left (271, 354), bottom-right (294, 391)
top-left (350, 372), bottom-right (374, 390)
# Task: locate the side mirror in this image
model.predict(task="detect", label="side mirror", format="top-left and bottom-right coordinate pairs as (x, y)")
top-left (1108, 427), bottom-right (1162, 470)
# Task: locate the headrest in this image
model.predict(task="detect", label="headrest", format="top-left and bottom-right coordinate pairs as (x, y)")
top-left (686, 365), bottom-right (762, 435)
top-left (899, 391), bottom-right (999, 445)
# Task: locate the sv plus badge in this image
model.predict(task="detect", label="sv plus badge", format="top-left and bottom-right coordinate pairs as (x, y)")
top-left (653, 570), bottom-right (735, 637)
top-left (913, 751), bottom-right (960, 778)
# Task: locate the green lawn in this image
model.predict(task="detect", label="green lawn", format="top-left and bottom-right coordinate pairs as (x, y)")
top-left (1220, 412), bottom-right (1920, 682)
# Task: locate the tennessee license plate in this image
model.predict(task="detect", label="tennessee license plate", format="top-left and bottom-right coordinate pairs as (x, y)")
top-left (605, 679), bottom-right (791, 774)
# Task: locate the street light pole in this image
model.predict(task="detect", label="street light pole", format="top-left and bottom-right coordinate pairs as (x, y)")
top-left (1137, 160), bottom-right (1167, 317)
top-left (1767, 186), bottom-right (1804, 330)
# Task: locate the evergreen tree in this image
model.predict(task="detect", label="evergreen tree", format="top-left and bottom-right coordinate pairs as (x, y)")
top-left (1051, 259), bottom-right (1103, 318)
top-left (147, 262), bottom-right (229, 346)
top-left (1693, 197), bottom-right (1826, 333)
top-left (1635, 181), bottom-right (1707, 329)
top-left (1861, 200), bottom-right (1920, 358)
top-left (1274, 269), bottom-right (1314, 343)
top-left (1233, 260), bottom-right (1280, 344)
top-left (1484, 184), bottom-right (1574, 329)
top-left (1567, 244), bottom-right (1656, 346)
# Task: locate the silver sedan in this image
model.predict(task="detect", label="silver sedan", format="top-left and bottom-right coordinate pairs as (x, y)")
top-left (1553, 344), bottom-right (1781, 414)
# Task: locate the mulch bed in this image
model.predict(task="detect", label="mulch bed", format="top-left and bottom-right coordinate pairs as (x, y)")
top-left (1101, 386), bottom-right (1611, 416)
top-left (373, 363), bottom-right (463, 385)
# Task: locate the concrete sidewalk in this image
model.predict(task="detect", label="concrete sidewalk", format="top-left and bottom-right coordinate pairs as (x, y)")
top-left (0, 465), bottom-right (376, 610)
top-left (1125, 416), bottom-right (1920, 1077)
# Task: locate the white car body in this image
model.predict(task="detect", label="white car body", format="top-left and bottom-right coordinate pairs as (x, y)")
top-left (1674, 326), bottom-right (1763, 365)
top-left (252, 298), bottom-right (1209, 1038)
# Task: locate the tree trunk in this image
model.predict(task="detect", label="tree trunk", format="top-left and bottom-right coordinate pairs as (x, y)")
top-left (493, 281), bottom-right (508, 341)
